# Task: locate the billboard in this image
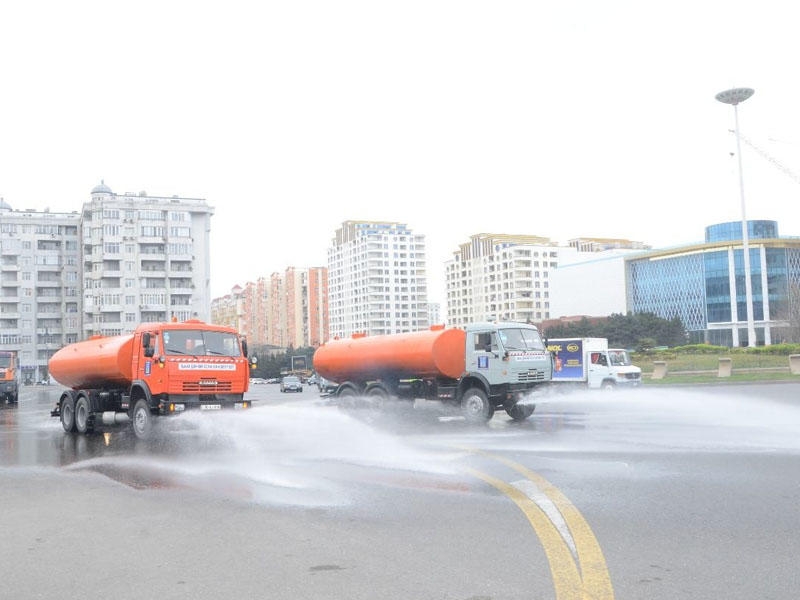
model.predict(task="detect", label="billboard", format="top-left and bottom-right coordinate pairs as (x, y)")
top-left (547, 339), bottom-right (585, 381)
top-left (291, 355), bottom-right (308, 372)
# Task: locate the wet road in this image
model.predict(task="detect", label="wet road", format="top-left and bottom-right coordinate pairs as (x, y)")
top-left (2, 382), bottom-right (799, 599)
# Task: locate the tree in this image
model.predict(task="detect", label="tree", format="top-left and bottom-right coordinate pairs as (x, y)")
top-left (771, 282), bottom-right (800, 343)
top-left (542, 312), bottom-right (686, 349)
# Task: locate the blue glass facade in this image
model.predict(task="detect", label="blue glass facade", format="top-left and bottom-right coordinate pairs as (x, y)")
top-left (705, 220), bottom-right (778, 243)
top-left (626, 221), bottom-right (800, 346)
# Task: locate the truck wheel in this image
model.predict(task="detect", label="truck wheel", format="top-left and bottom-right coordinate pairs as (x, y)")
top-left (75, 396), bottom-right (94, 434)
top-left (60, 395), bottom-right (77, 433)
top-left (505, 402), bottom-right (535, 421)
top-left (461, 388), bottom-right (493, 423)
top-left (601, 381), bottom-right (615, 391)
top-left (132, 399), bottom-right (154, 440)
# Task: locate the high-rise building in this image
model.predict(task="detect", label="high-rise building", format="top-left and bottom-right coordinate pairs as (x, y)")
top-left (0, 200), bottom-right (82, 383)
top-left (81, 182), bottom-right (214, 336)
top-left (211, 267), bottom-right (328, 349)
top-left (327, 220), bottom-right (429, 337)
top-left (445, 233), bottom-right (579, 328)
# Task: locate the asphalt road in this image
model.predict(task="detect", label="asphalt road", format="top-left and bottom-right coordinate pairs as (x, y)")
top-left (1, 382), bottom-right (799, 599)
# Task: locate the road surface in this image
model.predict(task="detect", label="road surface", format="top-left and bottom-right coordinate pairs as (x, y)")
top-left (1, 382), bottom-right (799, 599)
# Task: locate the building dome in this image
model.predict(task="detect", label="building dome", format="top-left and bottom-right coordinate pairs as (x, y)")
top-left (91, 180), bottom-right (113, 195)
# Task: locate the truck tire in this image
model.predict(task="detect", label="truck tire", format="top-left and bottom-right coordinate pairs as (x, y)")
top-left (132, 398), bottom-right (154, 440)
top-left (505, 402), bottom-right (535, 421)
top-left (60, 394), bottom-right (77, 433)
top-left (74, 396), bottom-right (94, 434)
top-left (601, 380), bottom-right (615, 391)
top-left (461, 388), bottom-right (493, 423)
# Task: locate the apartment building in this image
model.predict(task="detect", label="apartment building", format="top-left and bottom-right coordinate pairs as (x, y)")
top-left (445, 233), bottom-right (579, 328)
top-left (327, 221), bottom-right (429, 337)
top-left (82, 182), bottom-right (214, 337)
top-left (0, 200), bottom-right (82, 383)
top-left (211, 267), bottom-right (328, 349)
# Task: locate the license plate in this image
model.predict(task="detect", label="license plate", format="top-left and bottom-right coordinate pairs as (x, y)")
top-left (200, 404), bottom-right (221, 411)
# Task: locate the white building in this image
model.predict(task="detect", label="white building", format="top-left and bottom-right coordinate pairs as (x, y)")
top-left (445, 234), bottom-right (579, 327)
top-left (0, 201), bottom-right (82, 383)
top-left (327, 220), bottom-right (429, 337)
top-left (549, 249), bottom-right (639, 318)
top-left (82, 182), bottom-right (214, 337)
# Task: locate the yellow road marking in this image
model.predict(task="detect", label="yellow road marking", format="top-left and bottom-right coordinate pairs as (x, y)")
top-left (467, 450), bottom-right (615, 600)
top-left (469, 468), bottom-right (584, 600)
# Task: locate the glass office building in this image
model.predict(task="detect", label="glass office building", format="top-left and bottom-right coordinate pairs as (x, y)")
top-left (626, 220), bottom-right (800, 346)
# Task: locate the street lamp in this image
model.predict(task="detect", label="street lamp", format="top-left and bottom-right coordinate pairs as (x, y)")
top-left (715, 87), bottom-right (756, 347)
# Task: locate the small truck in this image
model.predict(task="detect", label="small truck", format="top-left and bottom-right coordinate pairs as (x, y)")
top-left (546, 337), bottom-right (642, 390)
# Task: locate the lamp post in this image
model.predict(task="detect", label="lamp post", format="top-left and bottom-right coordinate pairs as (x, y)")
top-left (715, 87), bottom-right (756, 347)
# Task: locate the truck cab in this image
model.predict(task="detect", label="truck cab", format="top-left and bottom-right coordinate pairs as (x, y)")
top-left (465, 323), bottom-right (551, 389)
top-left (0, 351), bottom-right (19, 404)
top-left (459, 322), bottom-right (552, 419)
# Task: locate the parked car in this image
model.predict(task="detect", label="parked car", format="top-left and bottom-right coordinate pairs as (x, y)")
top-left (280, 375), bottom-right (303, 393)
top-left (249, 377), bottom-right (268, 385)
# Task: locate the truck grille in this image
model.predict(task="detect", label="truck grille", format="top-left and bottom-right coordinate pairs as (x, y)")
top-left (517, 370), bottom-right (546, 382)
top-left (182, 380), bottom-right (233, 392)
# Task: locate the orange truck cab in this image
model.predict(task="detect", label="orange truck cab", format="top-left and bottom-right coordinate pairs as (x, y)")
top-left (0, 350), bottom-right (19, 404)
top-left (49, 319), bottom-right (256, 439)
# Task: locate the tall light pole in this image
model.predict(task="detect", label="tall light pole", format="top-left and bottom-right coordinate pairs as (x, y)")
top-left (715, 87), bottom-right (756, 347)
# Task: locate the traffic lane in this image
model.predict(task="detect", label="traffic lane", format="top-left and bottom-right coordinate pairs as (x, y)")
top-left (0, 383), bottom-right (318, 468)
top-left (590, 451), bottom-right (800, 600)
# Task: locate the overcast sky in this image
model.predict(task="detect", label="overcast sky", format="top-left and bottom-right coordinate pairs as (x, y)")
top-left (2, 1), bottom-right (799, 306)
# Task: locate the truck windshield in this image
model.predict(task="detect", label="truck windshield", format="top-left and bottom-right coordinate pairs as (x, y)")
top-left (608, 350), bottom-right (631, 366)
top-left (497, 328), bottom-right (546, 351)
top-left (162, 329), bottom-right (242, 357)
top-left (0, 355), bottom-right (12, 368)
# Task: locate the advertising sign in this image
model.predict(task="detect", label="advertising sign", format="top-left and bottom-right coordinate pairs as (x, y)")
top-left (547, 339), bottom-right (585, 381)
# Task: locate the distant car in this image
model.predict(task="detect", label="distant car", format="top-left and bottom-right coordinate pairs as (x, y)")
top-left (280, 375), bottom-right (303, 393)
top-left (307, 374), bottom-right (318, 386)
top-left (266, 378), bottom-right (279, 384)
top-left (249, 377), bottom-right (268, 385)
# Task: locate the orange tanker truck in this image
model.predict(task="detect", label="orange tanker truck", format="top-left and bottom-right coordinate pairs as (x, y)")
top-left (0, 350), bottom-right (19, 404)
top-left (49, 319), bottom-right (256, 439)
top-left (313, 322), bottom-right (553, 422)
